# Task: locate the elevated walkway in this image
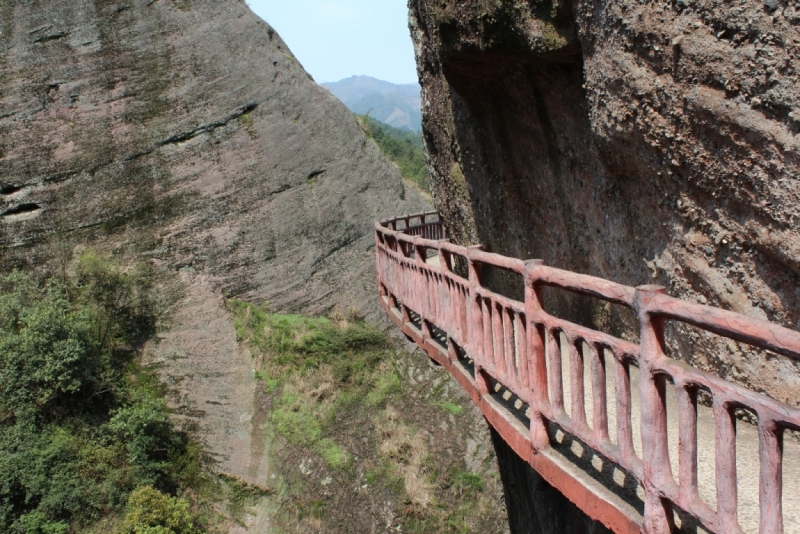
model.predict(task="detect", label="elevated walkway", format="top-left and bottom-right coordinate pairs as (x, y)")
top-left (375, 212), bottom-right (800, 534)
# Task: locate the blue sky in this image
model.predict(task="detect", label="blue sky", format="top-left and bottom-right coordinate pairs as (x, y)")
top-left (246, 0), bottom-right (418, 85)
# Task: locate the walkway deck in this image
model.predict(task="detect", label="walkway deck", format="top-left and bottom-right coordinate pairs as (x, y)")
top-left (375, 212), bottom-right (800, 534)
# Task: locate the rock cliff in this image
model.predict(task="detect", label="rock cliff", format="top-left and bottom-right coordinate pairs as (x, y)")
top-left (409, 0), bottom-right (800, 405)
top-left (0, 0), bottom-right (427, 321)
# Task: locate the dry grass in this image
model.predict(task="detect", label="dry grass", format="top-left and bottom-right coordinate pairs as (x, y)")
top-left (296, 516), bottom-right (324, 533)
top-left (377, 407), bottom-right (434, 508)
top-left (290, 365), bottom-right (337, 410)
top-left (329, 305), bottom-right (364, 330)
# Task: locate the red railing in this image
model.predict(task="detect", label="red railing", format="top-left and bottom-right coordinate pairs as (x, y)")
top-left (375, 212), bottom-right (800, 534)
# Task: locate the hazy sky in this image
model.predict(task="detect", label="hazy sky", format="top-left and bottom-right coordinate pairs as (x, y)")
top-left (245, 0), bottom-right (418, 85)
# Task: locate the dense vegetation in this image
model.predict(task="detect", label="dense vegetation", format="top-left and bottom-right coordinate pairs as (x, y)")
top-left (357, 114), bottom-right (429, 194)
top-left (0, 252), bottom-right (500, 532)
top-left (0, 253), bottom-right (208, 534)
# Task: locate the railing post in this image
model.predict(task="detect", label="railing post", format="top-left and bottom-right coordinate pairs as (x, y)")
top-left (438, 245), bottom-right (451, 274)
top-left (414, 239), bottom-right (433, 341)
top-left (438, 242), bottom-right (460, 362)
top-left (635, 285), bottom-right (674, 534)
top-left (375, 228), bottom-right (383, 296)
top-left (759, 418), bottom-right (784, 534)
top-left (524, 260), bottom-right (550, 451)
top-left (399, 238), bottom-right (412, 324)
top-left (466, 245), bottom-right (491, 395)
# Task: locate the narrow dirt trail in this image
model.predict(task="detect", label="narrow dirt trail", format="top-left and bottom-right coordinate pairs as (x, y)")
top-left (145, 271), bottom-right (271, 531)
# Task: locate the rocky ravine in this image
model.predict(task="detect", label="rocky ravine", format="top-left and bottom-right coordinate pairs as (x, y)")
top-left (0, 0), bottom-right (429, 521)
top-left (0, 0), bottom-right (428, 323)
top-left (409, 0), bottom-right (800, 406)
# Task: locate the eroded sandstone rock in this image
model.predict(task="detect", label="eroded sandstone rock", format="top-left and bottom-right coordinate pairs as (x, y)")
top-left (0, 0), bottom-right (427, 322)
top-left (410, 0), bottom-right (800, 405)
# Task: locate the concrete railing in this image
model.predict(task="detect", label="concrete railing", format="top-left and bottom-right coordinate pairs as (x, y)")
top-left (375, 212), bottom-right (800, 534)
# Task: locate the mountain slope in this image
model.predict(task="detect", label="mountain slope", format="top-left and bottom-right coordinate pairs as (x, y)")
top-left (324, 75), bottom-right (422, 132)
top-left (0, 0), bottom-right (428, 323)
top-left (0, 1), bottom-right (431, 527)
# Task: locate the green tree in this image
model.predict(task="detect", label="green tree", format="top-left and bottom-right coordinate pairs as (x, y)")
top-left (0, 272), bottom-right (103, 419)
top-left (358, 114), bottom-right (429, 193)
top-left (0, 254), bottom-right (200, 532)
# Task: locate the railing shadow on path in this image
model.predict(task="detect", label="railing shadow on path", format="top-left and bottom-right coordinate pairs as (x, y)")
top-left (375, 211), bottom-right (800, 534)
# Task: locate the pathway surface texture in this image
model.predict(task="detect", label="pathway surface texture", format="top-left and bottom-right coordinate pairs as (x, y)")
top-left (145, 270), bottom-right (271, 532)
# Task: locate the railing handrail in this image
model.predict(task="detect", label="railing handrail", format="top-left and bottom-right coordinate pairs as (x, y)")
top-left (375, 212), bottom-right (800, 534)
top-left (375, 219), bottom-right (800, 361)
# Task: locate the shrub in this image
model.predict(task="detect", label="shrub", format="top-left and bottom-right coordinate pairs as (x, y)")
top-left (0, 253), bottom-right (158, 421)
top-left (0, 255), bottom-right (199, 532)
top-left (120, 486), bottom-right (196, 534)
top-left (106, 394), bottom-right (186, 488)
top-left (0, 272), bottom-right (103, 419)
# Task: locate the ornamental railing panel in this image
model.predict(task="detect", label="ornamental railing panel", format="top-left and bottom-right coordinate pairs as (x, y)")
top-left (375, 212), bottom-right (800, 534)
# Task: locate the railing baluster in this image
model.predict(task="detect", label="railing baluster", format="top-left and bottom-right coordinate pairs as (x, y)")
top-left (454, 283), bottom-right (462, 346)
top-left (407, 264), bottom-right (416, 318)
top-left (449, 279), bottom-right (458, 343)
top-left (569, 337), bottom-right (588, 429)
top-left (440, 274), bottom-right (446, 329)
top-left (469, 293), bottom-right (483, 365)
top-left (759, 419), bottom-right (783, 534)
top-left (483, 297), bottom-right (494, 374)
top-left (677, 385), bottom-right (699, 506)
top-left (428, 270), bottom-right (436, 325)
top-left (435, 272), bottom-right (441, 326)
top-left (590, 343), bottom-right (609, 441)
top-left (462, 285), bottom-right (469, 348)
top-left (714, 399), bottom-right (738, 532)
top-left (492, 301), bottom-right (504, 379)
top-left (616, 357), bottom-right (635, 461)
top-left (503, 307), bottom-right (515, 386)
top-left (514, 311), bottom-right (528, 392)
top-left (547, 327), bottom-right (564, 415)
top-left (431, 271), bottom-right (438, 323)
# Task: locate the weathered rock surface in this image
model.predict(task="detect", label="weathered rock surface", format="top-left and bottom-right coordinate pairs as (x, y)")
top-left (409, 0), bottom-right (800, 405)
top-left (0, 0), bottom-right (428, 323)
top-left (1, 6), bottom-right (428, 525)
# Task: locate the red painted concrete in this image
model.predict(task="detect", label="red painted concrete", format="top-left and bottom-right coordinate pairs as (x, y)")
top-left (375, 212), bottom-right (800, 534)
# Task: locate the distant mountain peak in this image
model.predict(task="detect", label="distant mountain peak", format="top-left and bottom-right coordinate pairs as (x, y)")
top-left (323, 76), bottom-right (421, 133)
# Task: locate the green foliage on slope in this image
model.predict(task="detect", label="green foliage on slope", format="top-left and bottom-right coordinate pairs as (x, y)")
top-left (230, 302), bottom-right (502, 533)
top-left (0, 253), bottom-right (207, 534)
top-left (357, 114), bottom-right (430, 195)
top-left (230, 302), bottom-right (393, 470)
top-left (120, 486), bottom-right (198, 534)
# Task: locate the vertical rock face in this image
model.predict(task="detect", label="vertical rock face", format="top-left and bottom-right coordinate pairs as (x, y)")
top-left (0, 0), bottom-right (427, 320)
top-left (410, 0), bottom-right (800, 404)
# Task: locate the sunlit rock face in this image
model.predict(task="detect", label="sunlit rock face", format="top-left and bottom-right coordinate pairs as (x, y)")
top-left (410, 0), bottom-right (800, 405)
top-left (0, 0), bottom-right (427, 320)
